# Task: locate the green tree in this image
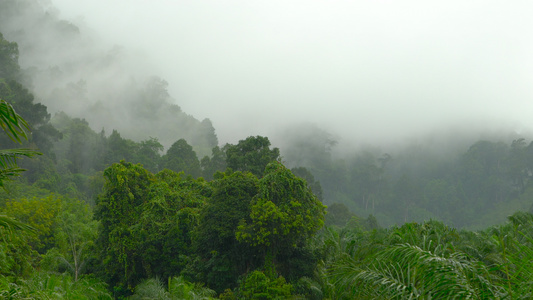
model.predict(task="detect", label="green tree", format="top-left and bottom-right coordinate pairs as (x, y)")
top-left (194, 171), bottom-right (260, 292)
top-left (225, 136), bottom-right (280, 177)
top-left (0, 32), bottom-right (20, 80)
top-left (103, 130), bottom-right (137, 165)
top-left (161, 139), bottom-right (202, 178)
top-left (200, 146), bottom-right (226, 180)
top-left (4, 195), bottom-right (61, 253)
top-left (0, 98), bottom-right (41, 277)
top-left (95, 161), bottom-right (211, 296)
top-left (291, 167), bottom-right (323, 201)
top-left (236, 162), bottom-right (326, 275)
top-left (135, 137), bottom-right (163, 173)
top-left (94, 161), bottom-right (155, 294)
top-left (41, 198), bottom-right (98, 281)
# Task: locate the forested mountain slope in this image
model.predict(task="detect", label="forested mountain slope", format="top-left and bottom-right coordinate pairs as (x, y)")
top-left (0, 0), bottom-right (217, 157)
top-left (3, 2), bottom-right (533, 298)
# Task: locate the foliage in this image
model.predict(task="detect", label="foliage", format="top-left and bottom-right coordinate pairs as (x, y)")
top-left (200, 146), bottom-right (226, 180)
top-left (236, 162), bottom-right (326, 284)
top-left (237, 162), bottom-right (326, 252)
top-left (0, 219), bottom-right (37, 278)
top-left (0, 32), bottom-right (20, 80)
top-left (237, 270), bottom-right (292, 300)
top-left (161, 139), bottom-right (202, 178)
top-left (130, 276), bottom-right (215, 300)
top-left (95, 161), bottom-right (211, 297)
top-left (3, 195), bottom-right (61, 253)
top-left (41, 198), bottom-right (98, 281)
top-left (225, 136), bottom-right (280, 177)
top-left (0, 99), bottom-right (41, 188)
top-left (0, 271), bottom-right (112, 300)
top-left (194, 171), bottom-right (259, 292)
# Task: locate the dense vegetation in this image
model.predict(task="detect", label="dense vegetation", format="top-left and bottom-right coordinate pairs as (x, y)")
top-left (3, 1), bottom-right (533, 299)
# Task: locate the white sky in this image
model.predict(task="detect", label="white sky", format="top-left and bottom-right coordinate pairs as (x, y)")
top-left (51, 0), bottom-right (533, 145)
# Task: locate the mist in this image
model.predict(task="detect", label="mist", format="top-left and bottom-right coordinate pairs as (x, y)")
top-left (45, 0), bottom-right (533, 147)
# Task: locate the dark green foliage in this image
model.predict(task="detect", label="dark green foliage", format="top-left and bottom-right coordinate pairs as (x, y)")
top-left (291, 166), bottom-right (323, 201)
top-left (161, 139), bottom-right (202, 178)
top-left (236, 162), bottom-right (326, 282)
top-left (136, 137), bottom-right (164, 173)
top-left (225, 136), bottom-right (280, 177)
top-left (325, 203), bottom-right (356, 227)
top-left (104, 130), bottom-right (137, 165)
top-left (0, 79), bottom-right (61, 155)
top-left (94, 161), bottom-right (156, 294)
top-left (194, 171), bottom-right (260, 292)
top-left (201, 146), bottom-right (227, 180)
top-left (0, 32), bottom-right (20, 80)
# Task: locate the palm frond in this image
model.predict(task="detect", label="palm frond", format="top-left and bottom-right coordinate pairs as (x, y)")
top-left (0, 99), bottom-right (31, 143)
top-left (330, 243), bottom-right (503, 299)
top-left (0, 214), bottom-right (35, 233)
top-left (0, 148), bottom-right (41, 169)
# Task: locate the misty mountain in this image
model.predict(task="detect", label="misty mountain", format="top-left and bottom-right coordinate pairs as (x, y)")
top-left (0, 0), bottom-right (217, 156)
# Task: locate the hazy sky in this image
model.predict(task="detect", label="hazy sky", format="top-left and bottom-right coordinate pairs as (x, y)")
top-left (51, 0), bottom-right (533, 145)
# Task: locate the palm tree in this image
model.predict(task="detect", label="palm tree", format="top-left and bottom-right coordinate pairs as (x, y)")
top-left (329, 220), bottom-right (506, 299)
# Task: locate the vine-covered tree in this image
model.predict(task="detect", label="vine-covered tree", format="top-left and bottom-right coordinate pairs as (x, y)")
top-left (236, 162), bottom-right (326, 275)
top-left (194, 170), bottom-right (260, 292)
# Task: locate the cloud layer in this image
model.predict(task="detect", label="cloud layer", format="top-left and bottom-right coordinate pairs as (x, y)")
top-left (51, 0), bottom-right (533, 145)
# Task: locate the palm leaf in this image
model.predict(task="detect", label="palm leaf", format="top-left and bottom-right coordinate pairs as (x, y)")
top-left (0, 148), bottom-right (41, 168)
top-left (0, 100), bottom-right (30, 143)
top-left (0, 214), bottom-right (35, 233)
top-left (330, 243), bottom-right (503, 299)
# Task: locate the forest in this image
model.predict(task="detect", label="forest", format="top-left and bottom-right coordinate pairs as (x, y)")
top-left (3, 1), bottom-right (533, 299)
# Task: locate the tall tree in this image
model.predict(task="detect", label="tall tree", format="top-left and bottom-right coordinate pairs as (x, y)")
top-left (161, 139), bottom-right (201, 178)
top-left (225, 136), bottom-right (280, 177)
top-left (194, 170), bottom-right (259, 292)
top-left (0, 32), bottom-right (20, 80)
top-left (236, 162), bottom-right (326, 275)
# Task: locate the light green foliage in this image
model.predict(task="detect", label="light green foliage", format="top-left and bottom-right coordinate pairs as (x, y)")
top-left (3, 195), bottom-right (61, 253)
top-left (41, 198), bottom-right (98, 281)
top-left (238, 270), bottom-right (292, 300)
top-left (0, 271), bottom-right (112, 299)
